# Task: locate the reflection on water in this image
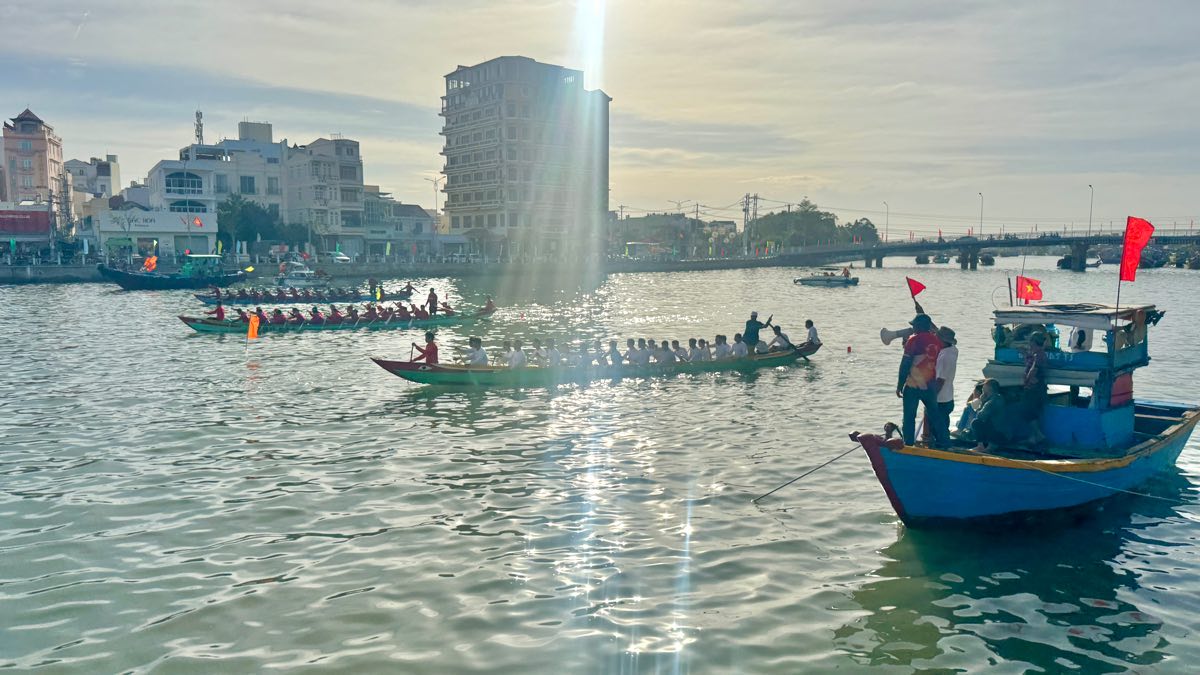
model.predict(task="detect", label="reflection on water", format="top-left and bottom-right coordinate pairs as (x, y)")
top-left (1, 258), bottom-right (1198, 672)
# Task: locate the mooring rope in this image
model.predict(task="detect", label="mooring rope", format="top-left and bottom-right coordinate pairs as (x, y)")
top-left (752, 445), bottom-right (860, 504)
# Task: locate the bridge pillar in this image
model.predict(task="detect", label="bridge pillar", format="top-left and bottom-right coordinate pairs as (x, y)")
top-left (863, 256), bottom-right (873, 268)
top-left (875, 255), bottom-right (884, 268)
top-left (1069, 242), bottom-right (1089, 271)
top-left (959, 248), bottom-right (969, 270)
top-left (969, 251), bottom-right (979, 270)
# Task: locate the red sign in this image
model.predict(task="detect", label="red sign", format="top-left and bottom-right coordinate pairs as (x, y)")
top-left (0, 210), bottom-right (51, 235)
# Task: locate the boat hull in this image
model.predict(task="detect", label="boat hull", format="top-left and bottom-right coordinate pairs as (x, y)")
top-left (372, 344), bottom-right (820, 387)
top-left (860, 403), bottom-right (1199, 526)
top-left (179, 313), bottom-right (483, 334)
top-left (98, 264), bottom-right (244, 290)
top-left (795, 277), bottom-right (859, 287)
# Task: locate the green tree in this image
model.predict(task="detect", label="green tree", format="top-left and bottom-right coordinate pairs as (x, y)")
top-left (217, 194), bottom-right (280, 249)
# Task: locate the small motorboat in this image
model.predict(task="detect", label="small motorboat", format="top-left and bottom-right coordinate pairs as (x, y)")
top-left (275, 261), bottom-right (329, 288)
top-left (795, 267), bottom-right (859, 286)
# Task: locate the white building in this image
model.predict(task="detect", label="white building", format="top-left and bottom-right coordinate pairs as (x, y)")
top-left (65, 155), bottom-right (120, 200)
top-left (441, 56), bottom-right (610, 258)
top-left (92, 208), bottom-right (215, 257)
top-left (363, 185), bottom-right (436, 257)
top-left (283, 136), bottom-right (364, 255)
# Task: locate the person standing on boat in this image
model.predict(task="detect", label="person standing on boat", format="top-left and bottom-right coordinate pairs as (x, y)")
top-left (1023, 332), bottom-right (1049, 445)
top-left (411, 331), bottom-right (439, 364)
top-left (426, 288), bottom-right (439, 316)
top-left (896, 313), bottom-right (943, 446)
top-left (933, 326), bottom-right (959, 447)
top-left (743, 311), bottom-right (771, 351)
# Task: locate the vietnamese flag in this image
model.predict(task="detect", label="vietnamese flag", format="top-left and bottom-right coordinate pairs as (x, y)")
top-left (1120, 216), bottom-right (1155, 281)
top-left (906, 277), bottom-right (926, 298)
top-left (1015, 275), bottom-right (1043, 304)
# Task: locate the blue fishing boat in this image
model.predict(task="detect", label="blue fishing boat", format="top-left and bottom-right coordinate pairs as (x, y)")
top-left (855, 302), bottom-right (1199, 526)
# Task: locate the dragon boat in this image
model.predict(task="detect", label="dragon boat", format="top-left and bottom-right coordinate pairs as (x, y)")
top-left (193, 288), bottom-right (413, 306)
top-left (180, 311), bottom-right (488, 335)
top-left (853, 302), bottom-right (1199, 527)
top-left (371, 343), bottom-right (820, 388)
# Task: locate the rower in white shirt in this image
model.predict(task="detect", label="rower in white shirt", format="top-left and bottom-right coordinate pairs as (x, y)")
top-left (606, 340), bottom-right (622, 366)
top-left (712, 335), bottom-right (733, 359)
top-left (767, 325), bottom-right (792, 352)
top-left (695, 339), bottom-right (713, 361)
top-left (465, 336), bottom-right (489, 365)
top-left (731, 333), bottom-right (749, 357)
top-left (804, 319), bottom-right (821, 346)
top-left (544, 339), bottom-right (562, 367)
top-left (507, 340), bottom-right (528, 368)
top-left (672, 340), bottom-right (689, 361)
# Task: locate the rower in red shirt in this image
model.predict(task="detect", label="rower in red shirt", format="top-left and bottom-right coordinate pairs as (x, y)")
top-left (476, 296), bottom-right (497, 317)
top-left (411, 331), bottom-right (439, 364)
top-left (394, 303), bottom-right (412, 320)
top-left (412, 303), bottom-right (429, 320)
top-left (206, 303), bottom-right (226, 321)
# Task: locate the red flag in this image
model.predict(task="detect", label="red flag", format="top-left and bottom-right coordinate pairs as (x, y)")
top-left (1120, 216), bottom-right (1155, 281)
top-left (247, 315), bottom-right (260, 340)
top-left (906, 277), bottom-right (926, 297)
top-left (193, 216), bottom-right (203, 227)
top-left (1015, 275), bottom-right (1043, 303)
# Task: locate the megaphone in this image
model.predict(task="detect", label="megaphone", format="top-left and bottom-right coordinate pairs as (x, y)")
top-left (880, 326), bottom-right (914, 346)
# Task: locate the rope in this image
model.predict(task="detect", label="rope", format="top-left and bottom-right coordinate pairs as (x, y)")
top-left (970, 449), bottom-right (1192, 505)
top-left (752, 445), bottom-right (860, 503)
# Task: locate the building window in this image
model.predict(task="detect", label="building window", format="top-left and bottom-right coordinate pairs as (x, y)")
top-left (21, 159), bottom-right (32, 170)
top-left (19, 140), bottom-right (32, 151)
top-left (506, 148), bottom-right (517, 161)
top-left (267, 177), bottom-right (280, 195)
top-left (21, 175), bottom-right (34, 188)
top-left (340, 188), bottom-right (360, 203)
top-left (487, 214), bottom-right (497, 228)
top-left (342, 210), bottom-right (362, 228)
top-left (339, 164), bottom-right (357, 180)
top-left (239, 176), bottom-right (257, 194)
top-left (451, 216), bottom-right (460, 229)
top-left (165, 171), bottom-right (203, 195)
top-left (169, 200), bottom-right (207, 213)
top-left (268, 204), bottom-right (280, 218)
top-left (214, 174), bottom-right (229, 194)
top-left (507, 126), bottom-right (517, 140)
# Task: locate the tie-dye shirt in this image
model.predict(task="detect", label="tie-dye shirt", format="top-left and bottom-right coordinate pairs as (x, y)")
top-left (904, 331), bottom-right (943, 389)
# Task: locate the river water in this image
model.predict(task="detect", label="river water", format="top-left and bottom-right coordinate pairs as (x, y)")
top-left (1, 257), bottom-right (1198, 673)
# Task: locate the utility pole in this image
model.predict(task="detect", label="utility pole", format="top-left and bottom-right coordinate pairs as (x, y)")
top-left (1087, 184), bottom-right (1094, 237)
top-left (883, 201), bottom-right (889, 242)
top-left (742, 193), bottom-right (751, 256)
top-left (424, 175), bottom-right (444, 257)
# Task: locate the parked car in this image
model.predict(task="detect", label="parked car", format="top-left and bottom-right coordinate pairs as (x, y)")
top-left (322, 252), bottom-right (352, 264)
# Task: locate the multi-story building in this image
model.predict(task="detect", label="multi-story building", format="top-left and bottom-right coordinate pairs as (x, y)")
top-left (363, 185), bottom-right (436, 257)
top-left (147, 121), bottom-right (286, 219)
top-left (3, 109), bottom-right (68, 218)
top-left (66, 155), bottom-right (121, 227)
top-left (441, 56), bottom-right (610, 258)
top-left (283, 136), bottom-right (364, 255)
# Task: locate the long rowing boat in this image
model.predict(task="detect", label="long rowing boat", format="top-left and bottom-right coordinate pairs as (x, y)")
top-left (371, 343), bottom-right (821, 387)
top-left (179, 312), bottom-right (490, 334)
top-left (193, 291), bottom-right (390, 306)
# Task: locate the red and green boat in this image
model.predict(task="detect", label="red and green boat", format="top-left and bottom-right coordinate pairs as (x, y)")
top-left (371, 343), bottom-right (820, 387)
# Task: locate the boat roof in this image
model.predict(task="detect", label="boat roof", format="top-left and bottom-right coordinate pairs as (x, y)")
top-left (993, 302), bottom-right (1156, 330)
top-left (186, 254), bottom-right (223, 259)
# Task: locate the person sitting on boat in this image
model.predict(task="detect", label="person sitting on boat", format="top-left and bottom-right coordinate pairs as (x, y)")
top-left (842, 266), bottom-right (851, 278)
top-left (804, 319), bottom-right (821, 347)
top-left (596, 340), bottom-right (613, 367)
top-left (696, 339), bottom-right (713, 361)
top-left (767, 325), bottom-right (793, 352)
top-left (655, 340), bottom-right (677, 364)
top-left (565, 342), bottom-right (586, 367)
top-left (1068, 325), bottom-right (1092, 352)
top-left (529, 339), bottom-right (545, 366)
top-left (465, 336), bottom-right (488, 366)
top-left (308, 306), bottom-right (325, 324)
top-left (210, 287), bottom-right (223, 300)
top-left (302, 288), bottom-right (315, 300)
top-left (236, 288), bottom-right (251, 300)
top-left (268, 309), bottom-right (286, 325)
top-left (672, 340), bottom-right (690, 362)
top-left (411, 331), bottom-right (439, 364)
top-left (544, 339), bottom-right (562, 367)
top-left (634, 338), bottom-right (652, 365)
top-left (622, 338), bottom-right (638, 365)
top-left (363, 304), bottom-right (379, 321)
top-left (476, 297), bottom-right (497, 317)
top-left (254, 306), bottom-right (270, 325)
top-left (427, 288), bottom-right (439, 316)
top-left (274, 288), bottom-right (287, 301)
top-left (235, 308), bottom-right (251, 323)
top-left (440, 303), bottom-right (456, 317)
top-left (324, 305), bottom-right (343, 324)
top-left (206, 303), bottom-right (226, 321)
top-left (508, 340), bottom-right (528, 368)
top-left (731, 333), bottom-right (749, 358)
top-left (411, 303), bottom-right (429, 320)
top-left (744, 311), bottom-right (771, 352)
top-left (970, 379), bottom-right (1008, 451)
top-left (288, 308), bottom-right (306, 325)
top-left (379, 305), bottom-right (393, 322)
top-left (713, 335), bottom-right (733, 359)
top-left (394, 303), bottom-right (412, 320)
top-left (897, 313), bottom-right (944, 447)
top-left (288, 287), bottom-right (301, 299)
top-left (346, 306), bottom-right (361, 322)
top-left (687, 338), bottom-right (702, 361)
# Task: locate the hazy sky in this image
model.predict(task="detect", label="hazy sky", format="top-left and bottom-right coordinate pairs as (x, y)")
top-left (3, 0), bottom-right (1198, 235)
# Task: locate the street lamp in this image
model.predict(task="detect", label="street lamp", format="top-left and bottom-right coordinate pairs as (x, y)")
top-left (978, 192), bottom-right (984, 238)
top-left (883, 201), bottom-right (889, 242)
top-left (424, 175), bottom-right (444, 258)
top-left (1087, 184), bottom-right (1094, 237)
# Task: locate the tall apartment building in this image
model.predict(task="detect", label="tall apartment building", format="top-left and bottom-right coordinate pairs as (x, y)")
top-left (283, 137), bottom-right (365, 255)
top-left (66, 155), bottom-right (121, 222)
top-left (441, 56), bottom-right (610, 257)
top-left (3, 109), bottom-right (68, 214)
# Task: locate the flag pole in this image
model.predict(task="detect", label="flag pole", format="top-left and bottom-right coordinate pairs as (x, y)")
top-left (1007, 277), bottom-right (1014, 307)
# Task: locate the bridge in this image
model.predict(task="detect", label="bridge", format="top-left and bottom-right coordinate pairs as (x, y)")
top-left (776, 233), bottom-right (1200, 271)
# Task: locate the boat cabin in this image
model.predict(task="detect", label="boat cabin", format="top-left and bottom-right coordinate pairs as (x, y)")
top-left (982, 302), bottom-right (1163, 453)
top-left (179, 254), bottom-right (226, 278)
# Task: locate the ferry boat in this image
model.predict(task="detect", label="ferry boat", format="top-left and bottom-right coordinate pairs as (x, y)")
top-left (854, 302), bottom-right (1199, 526)
top-left (275, 261), bottom-right (328, 288)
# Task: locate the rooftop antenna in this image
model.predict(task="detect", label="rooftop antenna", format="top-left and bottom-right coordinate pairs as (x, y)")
top-left (194, 110), bottom-right (204, 145)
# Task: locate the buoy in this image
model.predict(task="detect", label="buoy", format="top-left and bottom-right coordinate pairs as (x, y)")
top-left (847, 346), bottom-right (853, 353)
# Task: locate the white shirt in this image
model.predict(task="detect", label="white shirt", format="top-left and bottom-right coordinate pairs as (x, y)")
top-left (507, 349), bottom-right (527, 368)
top-left (714, 343), bottom-right (732, 359)
top-left (607, 348), bottom-right (622, 365)
top-left (467, 347), bottom-right (488, 365)
top-left (675, 347), bottom-right (690, 361)
top-left (731, 341), bottom-right (749, 357)
top-left (936, 344), bottom-right (958, 403)
top-left (689, 347), bottom-right (706, 361)
top-left (1069, 326), bottom-right (1092, 352)
top-left (633, 348), bottom-right (652, 366)
top-left (769, 332), bottom-right (792, 349)
top-left (545, 348), bottom-right (561, 366)
top-left (807, 326), bottom-right (821, 345)
top-left (654, 348), bottom-right (676, 363)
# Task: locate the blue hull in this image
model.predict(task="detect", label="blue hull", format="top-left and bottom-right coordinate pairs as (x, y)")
top-left (862, 405), bottom-right (1198, 525)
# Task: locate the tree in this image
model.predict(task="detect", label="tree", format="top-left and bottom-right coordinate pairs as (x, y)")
top-left (217, 194), bottom-right (280, 250)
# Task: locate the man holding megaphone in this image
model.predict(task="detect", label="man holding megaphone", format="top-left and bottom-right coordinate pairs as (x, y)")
top-left (896, 313), bottom-right (946, 446)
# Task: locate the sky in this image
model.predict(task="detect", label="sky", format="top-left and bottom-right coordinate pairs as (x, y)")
top-left (3, 0), bottom-right (1199, 236)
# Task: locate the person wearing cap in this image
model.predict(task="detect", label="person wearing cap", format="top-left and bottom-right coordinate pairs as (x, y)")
top-left (744, 311), bottom-right (771, 351)
top-left (897, 313), bottom-right (943, 445)
top-left (933, 326), bottom-right (959, 447)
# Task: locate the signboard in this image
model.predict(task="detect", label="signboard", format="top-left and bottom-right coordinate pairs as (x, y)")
top-left (95, 210), bottom-right (215, 233)
top-left (0, 210), bottom-right (51, 235)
